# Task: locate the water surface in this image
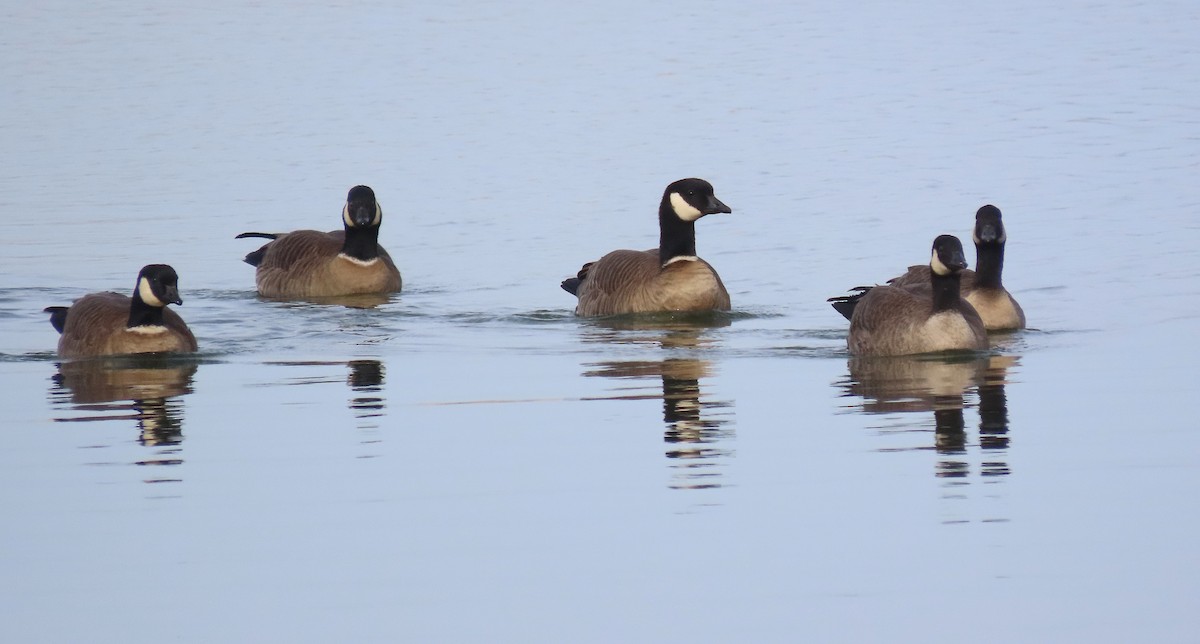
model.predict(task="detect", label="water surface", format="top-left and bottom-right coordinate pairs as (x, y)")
top-left (2, 1), bottom-right (1199, 642)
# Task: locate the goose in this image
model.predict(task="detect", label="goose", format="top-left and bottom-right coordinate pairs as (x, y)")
top-left (45, 264), bottom-right (197, 358)
top-left (837, 235), bottom-right (987, 357)
top-left (561, 178), bottom-right (732, 316)
top-left (832, 205), bottom-right (1024, 330)
top-left (886, 205), bottom-right (1024, 330)
top-left (237, 185), bottom-right (402, 298)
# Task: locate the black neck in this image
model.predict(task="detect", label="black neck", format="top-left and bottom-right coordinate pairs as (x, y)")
top-left (929, 271), bottom-right (964, 313)
top-left (342, 224), bottom-right (381, 261)
top-left (127, 293), bottom-right (166, 328)
top-left (658, 206), bottom-right (697, 266)
top-left (974, 243), bottom-right (1005, 288)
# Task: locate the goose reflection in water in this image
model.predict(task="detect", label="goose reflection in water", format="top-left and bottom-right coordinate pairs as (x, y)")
top-left (48, 356), bottom-right (198, 468)
top-left (581, 327), bottom-right (735, 491)
top-left (838, 354), bottom-right (1016, 482)
top-left (269, 359), bottom-right (388, 446)
top-left (347, 359), bottom-right (386, 445)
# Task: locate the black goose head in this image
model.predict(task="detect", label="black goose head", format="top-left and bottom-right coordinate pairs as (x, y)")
top-left (973, 205), bottom-right (1006, 246)
top-left (342, 185), bottom-right (382, 229)
top-left (135, 264), bottom-right (183, 307)
top-left (929, 235), bottom-right (969, 277)
top-left (662, 178), bottom-right (732, 222)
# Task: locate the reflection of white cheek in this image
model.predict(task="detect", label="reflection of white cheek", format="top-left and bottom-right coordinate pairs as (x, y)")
top-left (669, 193), bottom-right (703, 221)
top-left (138, 278), bottom-right (165, 307)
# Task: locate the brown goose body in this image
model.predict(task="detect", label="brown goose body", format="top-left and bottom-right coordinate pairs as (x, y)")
top-left (245, 229), bottom-right (402, 298)
top-left (562, 178), bottom-right (733, 317)
top-left (47, 265), bottom-right (197, 359)
top-left (571, 248), bottom-right (730, 317)
top-left (848, 285), bottom-right (987, 356)
top-left (239, 185), bottom-right (402, 299)
top-left (845, 235), bottom-right (988, 357)
top-left (886, 265), bottom-right (1025, 330)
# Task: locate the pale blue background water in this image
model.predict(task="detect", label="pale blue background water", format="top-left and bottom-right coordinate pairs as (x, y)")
top-left (2, 1), bottom-right (1199, 642)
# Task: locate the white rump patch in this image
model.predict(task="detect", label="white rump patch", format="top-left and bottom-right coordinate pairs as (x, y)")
top-left (663, 255), bottom-right (699, 266)
top-left (128, 325), bottom-right (168, 335)
top-left (930, 249), bottom-right (952, 276)
top-left (138, 277), bottom-right (166, 307)
top-left (338, 253), bottom-right (379, 267)
top-left (669, 192), bottom-right (704, 221)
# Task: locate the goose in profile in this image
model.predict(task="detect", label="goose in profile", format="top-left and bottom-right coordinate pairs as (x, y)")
top-left (834, 235), bottom-right (987, 357)
top-left (236, 185), bottom-right (402, 298)
top-left (833, 205), bottom-right (1024, 330)
top-left (561, 178), bottom-right (732, 316)
top-left (45, 264), bottom-right (197, 358)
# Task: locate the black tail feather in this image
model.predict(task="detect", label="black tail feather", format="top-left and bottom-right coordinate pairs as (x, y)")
top-left (236, 232), bottom-right (276, 267)
top-left (560, 262), bottom-right (593, 297)
top-left (44, 306), bottom-right (68, 334)
top-left (827, 286), bottom-right (872, 321)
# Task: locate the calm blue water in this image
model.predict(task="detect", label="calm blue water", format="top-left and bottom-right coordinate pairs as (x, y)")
top-left (2, 1), bottom-right (1199, 642)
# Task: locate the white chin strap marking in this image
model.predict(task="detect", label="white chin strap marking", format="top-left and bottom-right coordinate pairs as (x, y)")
top-left (138, 277), bottom-right (166, 307)
top-left (930, 249), bottom-right (952, 276)
top-left (373, 204), bottom-right (382, 226)
top-left (669, 192), bottom-right (704, 222)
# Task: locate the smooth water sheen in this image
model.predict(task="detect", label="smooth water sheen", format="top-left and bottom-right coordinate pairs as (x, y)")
top-left (2, 1), bottom-right (1199, 642)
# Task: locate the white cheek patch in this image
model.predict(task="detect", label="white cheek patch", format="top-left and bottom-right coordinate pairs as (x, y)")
top-left (338, 253), bottom-right (380, 267)
top-left (930, 249), bottom-right (952, 276)
top-left (343, 204), bottom-right (353, 228)
top-left (669, 192), bottom-right (704, 221)
top-left (138, 277), bottom-right (166, 307)
top-left (373, 204), bottom-right (382, 226)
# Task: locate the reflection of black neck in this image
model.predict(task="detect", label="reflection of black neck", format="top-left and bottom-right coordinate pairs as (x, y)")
top-left (662, 376), bottom-right (701, 428)
top-left (658, 207), bottom-right (697, 265)
top-left (127, 294), bottom-right (165, 328)
top-left (930, 271), bottom-right (963, 313)
top-left (135, 397), bottom-right (184, 447)
top-left (933, 404), bottom-right (966, 455)
top-left (343, 224), bottom-right (381, 262)
top-left (974, 243), bottom-right (1005, 289)
top-left (978, 381), bottom-right (1010, 451)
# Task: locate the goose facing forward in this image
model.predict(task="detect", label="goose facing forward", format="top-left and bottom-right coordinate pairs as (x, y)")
top-left (45, 264), bottom-right (198, 358)
top-left (561, 178), bottom-right (732, 316)
top-left (885, 205), bottom-right (1025, 330)
top-left (841, 235), bottom-right (987, 357)
top-left (237, 185), bottom-right (402, 298)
